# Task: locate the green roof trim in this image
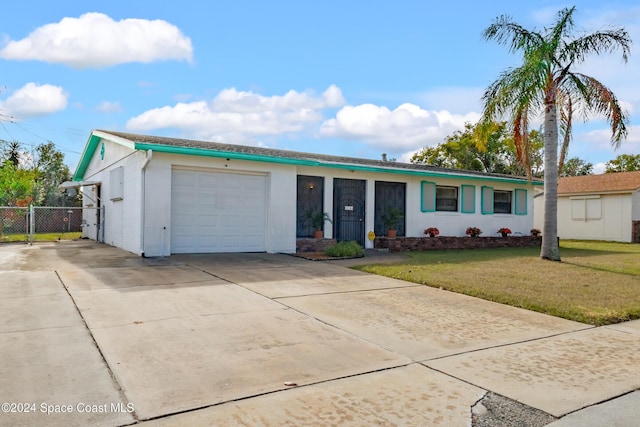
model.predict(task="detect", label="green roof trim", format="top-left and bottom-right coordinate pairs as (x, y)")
top-left (73, 134), bottom-right (101, 181)
top-left (134, 142), bottom-right (542, 186)
top-left (73, 130), bottom-right (542, 186)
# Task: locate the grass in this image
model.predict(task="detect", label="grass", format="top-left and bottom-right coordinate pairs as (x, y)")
top-left (354, 241), bottom-right (640, 326)
top-left (0, 232), bottom-right (82, 243)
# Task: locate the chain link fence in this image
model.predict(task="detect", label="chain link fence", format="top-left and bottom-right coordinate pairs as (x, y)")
top-left (0, 207), bottom-right (29, 243)
top-left (0, 206), bottom-right (104, 243)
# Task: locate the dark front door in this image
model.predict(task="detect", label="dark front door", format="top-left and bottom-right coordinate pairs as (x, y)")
top-left (333, 178), bottom-right (366, 246)
top-left (296, 175), bottom-right (324, 237)
top-left (375, 181), bottom-right (406, 237)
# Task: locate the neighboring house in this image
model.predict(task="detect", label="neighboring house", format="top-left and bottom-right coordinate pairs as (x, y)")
top-left (534, 171), bottom-right (640, 243)
top-left (72, 130), bottom-right (540, 256)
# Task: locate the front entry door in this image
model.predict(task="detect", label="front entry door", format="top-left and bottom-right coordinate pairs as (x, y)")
top-left (333, 178), bottom-right (366, 246)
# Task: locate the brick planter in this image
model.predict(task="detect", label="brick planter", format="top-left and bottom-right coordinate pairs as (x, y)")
top-left (374, 235), bottom-right (542, 252)
top-left (296, 238), bottom-right (337, 253)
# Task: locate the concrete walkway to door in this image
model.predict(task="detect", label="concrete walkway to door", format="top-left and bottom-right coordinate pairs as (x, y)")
top-left (1, 241), bottom-right (639, 426)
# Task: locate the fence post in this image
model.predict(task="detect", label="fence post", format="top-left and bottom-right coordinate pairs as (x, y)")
top-left (29, 205), bottom-right (34, 245)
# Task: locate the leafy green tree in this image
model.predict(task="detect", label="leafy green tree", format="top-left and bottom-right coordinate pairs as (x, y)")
top-left (604, 154), bottom-right (640, 173)
top-left (32, 142), bottom-right (73, 206)
top-left (0, 161), bottom-right (36, 206)
top-left (411, 121), bottom-right (543, 177)
top-left (560, 157), bottom-right (593, 176)
top-left (481, 7), bottom-right (630, 261)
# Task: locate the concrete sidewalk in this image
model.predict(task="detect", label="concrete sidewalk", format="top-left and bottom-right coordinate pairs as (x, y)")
top-left (1, 241), bottom-right (639, 426)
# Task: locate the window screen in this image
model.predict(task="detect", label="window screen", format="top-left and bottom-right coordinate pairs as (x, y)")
top-left (494, 190), bottom-right (512, 214)
top-left (436, 186), bottom-right (458, 211)
top-left (572, 197), bottom-right (602, 220)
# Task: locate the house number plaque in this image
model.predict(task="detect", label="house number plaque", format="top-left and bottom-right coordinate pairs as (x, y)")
top-left (344, 206), bottom-right (354, 211)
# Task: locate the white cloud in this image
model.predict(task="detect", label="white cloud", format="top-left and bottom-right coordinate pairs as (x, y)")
top-left (580, 124), bottom-right (640, 146)
top-left (126, 85), bottom-right (345, 143)
top-left (592, 162), bottom-right (607, 174)
top-left (0, 83), bottom-right (68, 118)
top-left (96, 101), bottom-right (123, 113)
top-left (0, 12), bottom-right (193, 69)
top-left (320, 103), bottom-right (481, 150)
top-left (419, 87), bottom-right (484, 114)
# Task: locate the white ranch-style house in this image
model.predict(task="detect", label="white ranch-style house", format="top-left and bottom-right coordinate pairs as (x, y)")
top-left (72, 130), bottom-right (541, 256)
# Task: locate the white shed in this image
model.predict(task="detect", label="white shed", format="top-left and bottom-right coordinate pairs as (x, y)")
top-left (73, 130), bottom-right (541, 256)
top-left (534, 171), bottom-right (640, 243)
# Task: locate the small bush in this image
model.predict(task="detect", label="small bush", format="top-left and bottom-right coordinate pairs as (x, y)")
top-left (325, 240), bottom-right (365, 258)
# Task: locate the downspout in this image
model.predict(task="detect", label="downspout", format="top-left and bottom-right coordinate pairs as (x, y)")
top-left (140, 150), bottom-right (153, 256)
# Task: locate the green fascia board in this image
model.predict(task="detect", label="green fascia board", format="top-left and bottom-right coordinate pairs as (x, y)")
top-left (73, 134), bottom-right (101, 181)
top-left (133, 142), bottom-right (543, 186)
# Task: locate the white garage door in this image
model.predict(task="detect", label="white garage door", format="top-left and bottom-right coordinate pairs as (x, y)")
top-left (171, 169), bottom-right (267, 253)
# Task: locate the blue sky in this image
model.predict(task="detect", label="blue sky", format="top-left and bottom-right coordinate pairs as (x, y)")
top-left (1, 1), bottom-right (638, 174)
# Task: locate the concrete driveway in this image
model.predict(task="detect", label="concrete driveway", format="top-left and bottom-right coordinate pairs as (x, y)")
top-left (1, 241), bottom-right (640, 426)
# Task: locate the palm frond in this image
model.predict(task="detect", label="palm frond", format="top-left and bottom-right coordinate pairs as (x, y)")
top-left (561, 29), bottom-right (631, 65)
top-left (482, 15), bottom-right (544, 54)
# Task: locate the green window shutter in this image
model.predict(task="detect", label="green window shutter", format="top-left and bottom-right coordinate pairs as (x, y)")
top-left (515, 189), bottom-right (527, 215)
top-left (421, 181), bottom-right (436, 212)
top-left (481, 186), bottom-right (494, 214)
top-left (461, 185), bottom-right (475, 214)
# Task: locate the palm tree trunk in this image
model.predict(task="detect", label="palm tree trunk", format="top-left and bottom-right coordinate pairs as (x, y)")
top-left (541, 97), bottom-right (561, 261)
top-left (558, 132), bottom-right (570, 176)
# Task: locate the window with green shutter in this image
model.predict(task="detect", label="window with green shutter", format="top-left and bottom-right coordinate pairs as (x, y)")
top-left (514, 189), bottom-right (527, 215)
top-left (481, 186), bottom-right (494, 214)
top-left (461, 185), bottom-right (475, 213)
top-left (421, 181), bottom-right (436, 212)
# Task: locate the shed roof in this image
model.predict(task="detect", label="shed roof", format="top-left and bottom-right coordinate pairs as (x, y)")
top-left (74, 130), bottom-right (542, 186)
top-left (558, 171), bottom-right (640, 195)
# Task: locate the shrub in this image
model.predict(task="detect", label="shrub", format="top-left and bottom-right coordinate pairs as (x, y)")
top-left (325, 240), bottom-right (365, 258)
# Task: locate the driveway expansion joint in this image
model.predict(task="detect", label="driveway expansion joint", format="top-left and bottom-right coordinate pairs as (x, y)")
top-left (55, 270), bottom-right (139, 423)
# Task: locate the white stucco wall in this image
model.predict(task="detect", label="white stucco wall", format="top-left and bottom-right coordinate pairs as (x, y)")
top-left (142, 153), bottom-right (297, 256)
top-left (80, 139), bottom-right (145, 254)
top-left (557, 193), bottom-right (632, 242)
top-left (297, 166), bottom-right (536, 247)
top-left (78, 135), bottom-right (538, 255)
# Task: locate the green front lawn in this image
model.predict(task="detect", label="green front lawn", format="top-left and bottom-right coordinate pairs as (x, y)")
top-left (354, 241), bottom-right (640, 326)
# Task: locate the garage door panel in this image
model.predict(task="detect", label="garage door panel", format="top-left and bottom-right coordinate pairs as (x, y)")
top-left (171, 170), bottom-right (266, 253)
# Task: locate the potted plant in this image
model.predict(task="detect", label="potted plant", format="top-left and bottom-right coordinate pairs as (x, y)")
top-left (498, 227), bottom-right (512, 237)
top-left (424, 227), bottom-right (440, 237)
top-left (466, 226), bottom-right (482, 237)
top-left (305, 209), bottom-right (332, 238)
top-left (382, 207), bottom-right (403, 238)
top-left (530, 228), bottom-right (541, 236)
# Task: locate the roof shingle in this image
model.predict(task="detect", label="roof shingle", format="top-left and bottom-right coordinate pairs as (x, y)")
top-left (557, 171), bottom-right (640, 195)
top-left (98, 130), bottom-right (538, 183)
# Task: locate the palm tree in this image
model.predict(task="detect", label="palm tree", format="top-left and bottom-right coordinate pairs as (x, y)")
top-left (481, 6), bottom-right (630, 261)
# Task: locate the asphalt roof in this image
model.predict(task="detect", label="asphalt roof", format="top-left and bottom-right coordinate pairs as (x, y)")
top-left (99, 130), bottom-right (536, 183)
top-left (558, 171), bottom-right (640, 195)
